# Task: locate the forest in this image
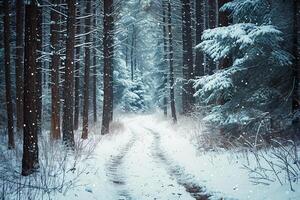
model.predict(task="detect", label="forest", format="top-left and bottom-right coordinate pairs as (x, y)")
top-left (0, 0), bottom-right (300, 199)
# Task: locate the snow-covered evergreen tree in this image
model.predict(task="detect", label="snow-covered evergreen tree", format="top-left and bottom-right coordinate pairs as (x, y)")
top-left (194, 0), bottom-right (294, 135)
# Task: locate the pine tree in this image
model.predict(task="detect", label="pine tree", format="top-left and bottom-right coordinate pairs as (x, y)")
top-left (293, 0), bottom-right (300, 131)
top-left (101, 0), bottom-right (114, 135)
top-left (15, 0), bottom-right (24, 133)
top-left (22, 3), bottom-right (39, 176)
top-left (62, 0), bottom-right (76, 147)
top-left (218, 0), bottom-right (231, 70)
top-left (74, 6), bottom-right (81, 131)
top-left (3, 0), bottom-right (15, 149)
top-left (93, 3), bottom-right (98, 123)
top-left (167, 0), bottom-right (177, 123)
top-left (50, 0), bottom-right (61, 140)
top-left (181, 0), bottom-right (194, 114)
top-left (162, 0), bottom-right (168, 116)
top-left (195, 0), bottom-right (204, 77)
top-left (82, 0), bottom-right (92, 139)
top-left (36, 7), bottom-right (43, 135)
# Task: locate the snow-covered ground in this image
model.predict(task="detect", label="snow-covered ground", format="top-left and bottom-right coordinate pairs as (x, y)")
top-left (2, 114), bottom-right (299, 200)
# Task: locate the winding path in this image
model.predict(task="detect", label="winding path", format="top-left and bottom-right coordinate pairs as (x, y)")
top-left (105, 131), bottom-right (137, 200)
top-left (104, 120), bottom-right (222, 200)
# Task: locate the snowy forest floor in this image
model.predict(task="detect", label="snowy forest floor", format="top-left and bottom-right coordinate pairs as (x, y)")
top-left (1, 114), bottom-right (300, 200)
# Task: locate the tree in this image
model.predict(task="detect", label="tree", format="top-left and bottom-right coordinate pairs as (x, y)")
top-left (166, 0), bottom-right (177, 123)
top-left (3, 0), bottom-right (15, 149)
top-left (22, 3), bottom-right (39, 176)
top-left (82, 0), bottom-right (92, 139)
top-left (195, 0), bottom-right (293, 135)
top-left (101, 0), bottom-right (114, 135)
top-left (293, 0), bottom-right (300, 131)
top-left (15, 0), bottom-right (24, 133)
top-left (36, 7), bottom-right (43, 135)
top-left (162, 0), bottom-right (168, 117)
top-left (62, 0), bottom-right (76, 147)
top-left (218, 0), bottom-right (231, 69)
top-left (194, 0), bottom-right (204, 77)
top-left (181, 0), bottom-right (194, 114)
top-left (50, 0), bottom-right (61, 140)
top-left (93, 4), bottom-right (98, 123)
top-left (74, 6), bottom-right (81, 131)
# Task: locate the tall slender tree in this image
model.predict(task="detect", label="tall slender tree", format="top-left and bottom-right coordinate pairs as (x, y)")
top-left (15, 0), bottom-right (24, 133)
top-left (62, 0), bottom-right (76, 147)
top-left (36, 6), bottom-right (43, 135)
top-left (218, 0), bottom-right (231, 69)
top-left (195, 0), bottom-right (204, 77)
top-left (74, 7), bottom-right (81, 131)
top-left (101, 0), bottom-right (114, 134)
top-left (93, 3), bottom-right (97, 123)
top-left (22, 3), bottom-right (39, 176)
top-left (181, 0), bottom-right (194, 114)
top-left (50, 0), bottom-right (61, 140)
top-left (3, 0), bottom-right (15, 149)
top-left (130, 25), bottom-right (136, 81)
top-left (82, 0), bottom-right (92, 139)
top-left (162, 0), bottom-right (168, 117)
top-left (167, 0), bottom-right (177, 123)
top-left (293, 0), bottom-right (300, 131)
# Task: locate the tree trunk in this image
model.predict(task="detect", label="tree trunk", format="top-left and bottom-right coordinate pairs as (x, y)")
top-left (101, 0), bottom-right (114, 135)
top-left (3, 0), bottom-right (15, 149)
top-left (74, 7), bottom-right (81, 131)
top-left (167, 0), bottom-right (177, 123)
top-left (218, 0), bottom-right (231, 69)
top-left (15, 0), bottom-right (24, 133)
top-left (195, 0), bottom-right (204, 77)
top-left (293, 0), bottom-right (300, 131)
top-left (82, 0), bottom-right (92, 139)
top-left (206, 0), bottom-right (217, 74)
top-left (62, 0), bottom-right (76, 147)
top-left (130, 25), bottom-right (135, 81)
top-left (36, 7), bottom-right (43, 135)
top-left (50, 0), bottom-right (61, 140)
top-left (22, 4), bottom-right (39, 176)
top-left (181, 0), bottom-right (194, 114)
top-left (162, 0), bottom-right (168, 117)
top-left (93, 4), bottom-right (97, 123)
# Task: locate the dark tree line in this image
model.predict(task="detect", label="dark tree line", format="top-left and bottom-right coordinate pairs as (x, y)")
top-left (2, 0), bottom-right (115, 176)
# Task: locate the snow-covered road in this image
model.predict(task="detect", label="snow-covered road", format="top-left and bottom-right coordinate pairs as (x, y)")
top-left (104, 118), bottom-right (208, 200)
top-left (56, 115), bottom-right (300, 200)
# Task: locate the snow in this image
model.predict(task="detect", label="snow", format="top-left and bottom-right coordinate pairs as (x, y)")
top-left (140, 115), bottom-right (300, 200)
top-left (1, 114), bottom-right (299, 200)
top-left (55, 114), bottom-right (300, 200)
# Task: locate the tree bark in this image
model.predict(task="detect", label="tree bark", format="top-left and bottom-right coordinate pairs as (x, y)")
top-left (130, 25), bottom-right (135, 81)
top-left (62, 0), bottom-right (76, 147)
top-left (3, 0), bottom-right (15, 149)
top-left (167, 0), bottom-right (177, 123)
top-left (93, 4), bottom-right (97, 123)
top-left (82, 0), bottom-right (92, 139)
top-left (101, 0), bottom-right (114, 135)
top-left (162, 0), bottom-right (168, 117)
top-left (195, 0), bottom-right (204, 77)
top-left (15, 0), bottom-right (24, 133)
top-left (181, 0), bottom-right (194, 114)
top-left (50, 0), bottom-right (61, 140)
top-left (22, 4), bottom-right (39, 176)
top-left (36, 7), bottom-right (43, 135)
top-left (293, 0), bottom-right (300, 131)
top-left (218, 0), bottom-right (231, 69)
top-left (74, 7), bottom-right (81, 131)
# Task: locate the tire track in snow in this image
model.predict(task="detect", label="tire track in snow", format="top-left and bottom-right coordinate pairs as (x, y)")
top-left (146, 127), bottom-right (214, 200)
top-left (105, 131), bottom-right (137, 200)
